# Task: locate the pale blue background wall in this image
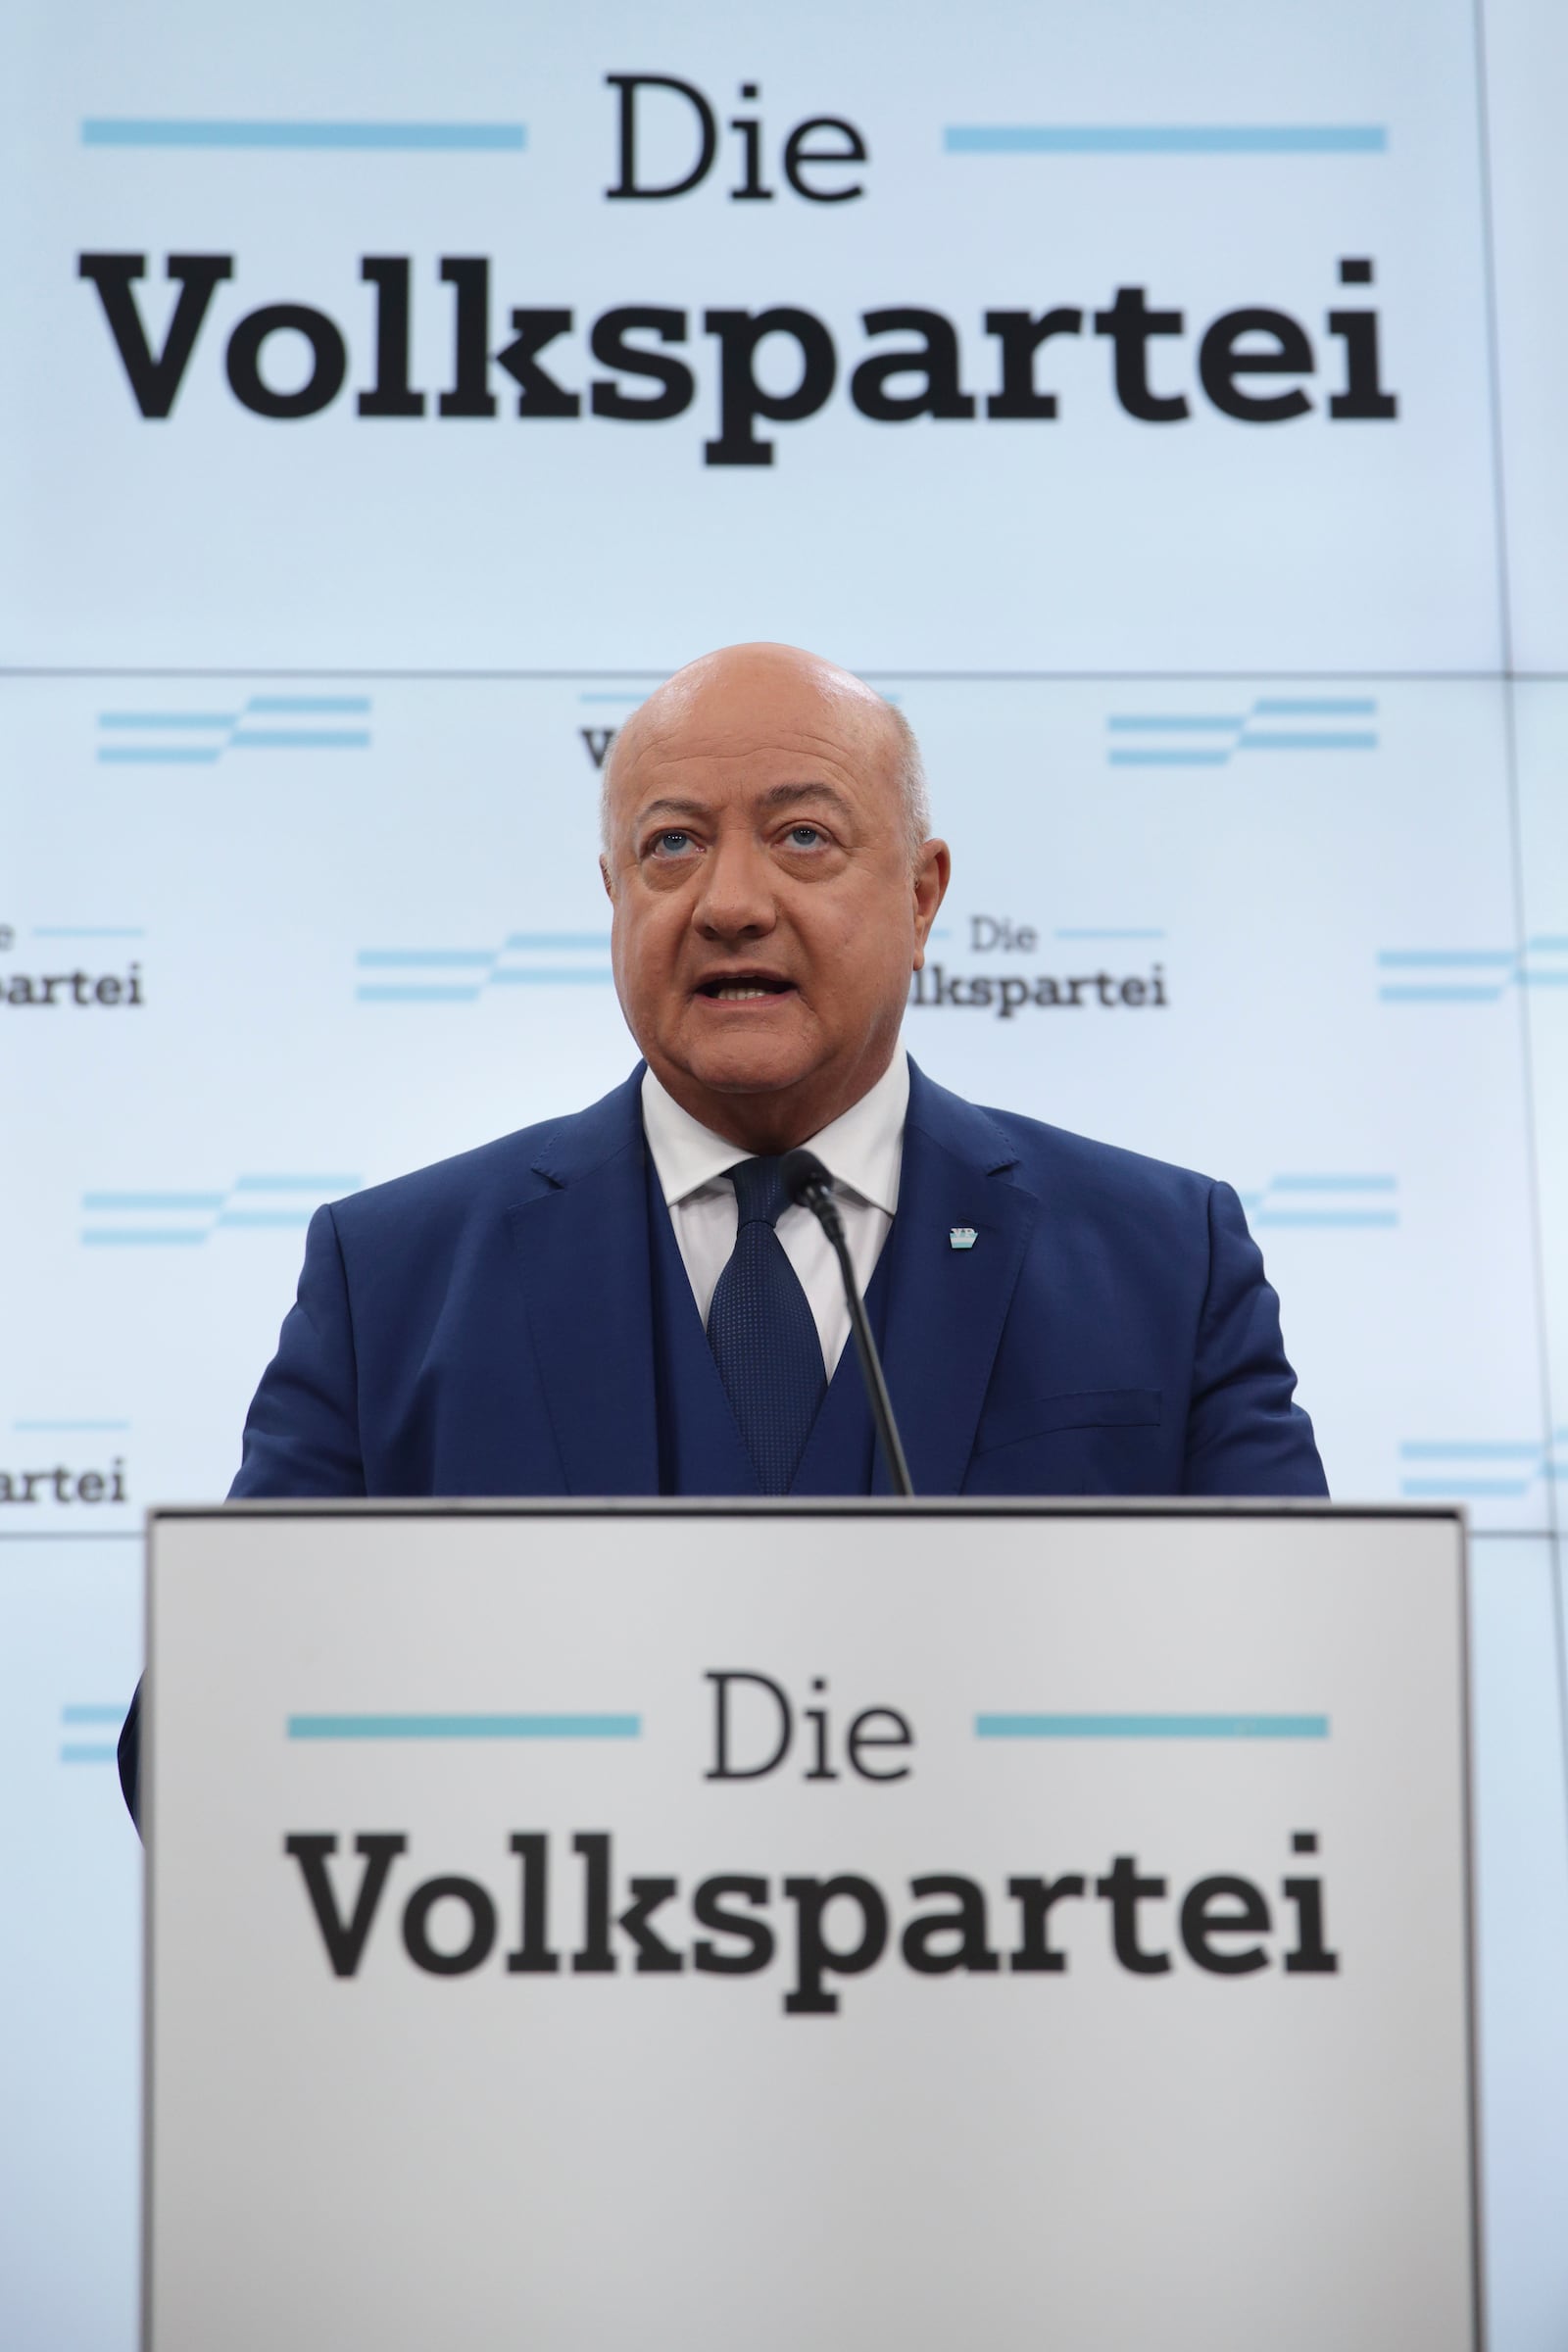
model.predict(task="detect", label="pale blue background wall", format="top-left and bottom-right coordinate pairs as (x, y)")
top-left (3, 2), bottom-right (1565, 2341)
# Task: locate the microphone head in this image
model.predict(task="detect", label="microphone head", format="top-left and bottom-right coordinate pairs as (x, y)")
top-left (779, 1147), bottom-right (833, 1208)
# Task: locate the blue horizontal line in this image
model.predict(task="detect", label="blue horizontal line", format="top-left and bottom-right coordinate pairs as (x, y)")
top-left (246, 695), bottom-right (371, 713)
top-left (1380, 985), bottom-right (1504, 1003)
top-left (216, 1209), bottom-right (313, 1228)
top-left (227, 729), bottom-right (370, 749)
top-left (1271, 1174), bottom-right (1396, 1191)
top-left (945, 124), bottom-right (1385, 154)
top-left (82, 119), bottom-right (527, 151)
top-left (1236, 730), bottom-right (1378, 750)
top-left (976, 1712), bottom-right (1328, 1738)
top-left (81, 1191), bottom-right (221, 1209)
top-left (97, 747), bottom-right (220, 763)
top-left (1054, 927), bottom-right (1165, 940)
top-left (1401, 1442), bottom-right (1542, 1460)
top-left (17, 1420), bottom-right (129, 1432)
top-left (1254, 1210), bottom-right (1397, 1227)
top-left (487, 967), bottom-right (613, 984)
top-left (1250, 697), bottom-right (1378, 716)
top-left (287, 1713), bottom-right (640, 1740)
top-left (357, 949), bottom-right (497, 967)
top-left (61, 1703), bottom-right (123, 1725)
top-left (504, 932), bottom-right (613, 950)
top-left (1401, 1478), bottom-right (1532, 1497)
top-left (232, 1174), bottom-right (357, 1192)
top-left (1378, 950), bottom-right (1514, 966)
top-left (31, 926), bottom-right (145, 938)
top-left (60, 1743), bottom-right (117, 1764)
top-left (98, 712), bottom-right (233, 728)
top-left (577, 692), bottom-right (646, 704)
top-left (1108, 750), bottom-right (1230, 766)
top-left (1519, 970), bottom-right (1568, 985)
top-left (82, 1229), bottom-right (206, 1245)
top-left (1527, 934), bottom-right (1568, 952)
top-left (1106, 714), bottom-right (1242, 731)
top-left (357, 984), bottom-right (483, 1002)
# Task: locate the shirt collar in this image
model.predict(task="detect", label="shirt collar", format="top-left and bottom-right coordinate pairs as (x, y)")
top-left (641, 1049), bottom-right (908, 1216)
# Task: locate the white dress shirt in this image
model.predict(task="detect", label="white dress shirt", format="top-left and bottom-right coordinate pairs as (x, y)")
top-left (640, 1051), bottom-right (909, 1377)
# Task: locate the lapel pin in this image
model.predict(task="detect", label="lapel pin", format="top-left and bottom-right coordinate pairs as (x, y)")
top-left (949, 1226), bottom-right (978, 1250)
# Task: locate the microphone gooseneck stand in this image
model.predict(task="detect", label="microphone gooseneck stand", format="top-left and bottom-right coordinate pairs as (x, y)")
top-left (779, 1147), bottom-right (914, 1498)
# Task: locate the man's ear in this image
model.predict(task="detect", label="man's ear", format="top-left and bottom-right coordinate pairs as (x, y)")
top-left (910, 838), bottom-right (952, 970)
top-left (600, 856), bottom-right (614, 903)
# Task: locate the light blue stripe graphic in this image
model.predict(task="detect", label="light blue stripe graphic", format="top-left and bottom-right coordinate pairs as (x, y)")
top-left (1402, 1477), bottom-right (1531, 1498)
top-left (228, 728), bottom-right (370, 749)
top-left (945, 124), bottom-right (1385, 155)
top-left (1378, 949), bottom-right (1514, 967)
top-left (82, 1229), bottom-right (205, 1245)
top-left (488, 967), bottom-right (613, 984)
top-left (1054, 928), bottom-right (1166, 939)
top-left (1236, 730), bottom-right (1378, 750)
top-left (81, 1191), bottom-right (222, 1209)
top-left (505, 932), bottom-right (612, 950)
top-left (1520, 969), bottom-right (1568, 985)
top-left (357, 950), bottom-right (497, 968)
top-left (976, 1712), bottom-right (1328, 1738)
top-left (1106, 714), bottom-right (1242, 731)
top-left (246, 695), bottom-right (371, 714)
top-left (1272, 1174), bottom-right (1396, 1191)
top-left (61, 1743), bottom-right (118, 1764)
top-left (356, 984), bottom-right (484, 1002)
top-left (287, 1712), bottom-right (641, 1740)
top-left (82, 119), bottom-right (527, 151)
top-left (17, 1420), bottom-right (129, 1432)
top-left (578, 692), bottom-right (647, 704)
top-left (98, 711), bottom-right (234, 728)
top-left (31, 926), bottom-right (145, 938)
top-left (62, 1704), bottom-right (124, 1725)
top-left (1380, 985), bottom-right (1504, 1002)
top-left (97, 747), bottom-right (220, 763)
top-left (1109, 750), bottom-right (1230, 766)
top-left (1251, 697), bottom-right (1378, 716)
top-left (1402, 1442), bottom-right (1543, 1460)
top-left (1528, 934), bottom-right (1568, 952)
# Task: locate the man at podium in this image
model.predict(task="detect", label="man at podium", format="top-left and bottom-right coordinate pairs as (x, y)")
top-left (120, 641), bottom-right (1324, 1818)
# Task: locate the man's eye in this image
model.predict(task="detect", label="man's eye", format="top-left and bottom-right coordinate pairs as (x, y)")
top-left (785, 824), bottom-right (824, 848)
top-left (651, 830), bottom-right (695, 857)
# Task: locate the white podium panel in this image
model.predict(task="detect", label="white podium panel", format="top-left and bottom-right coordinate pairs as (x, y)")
top-left (145, 1500), bottom-right (1475, 2351)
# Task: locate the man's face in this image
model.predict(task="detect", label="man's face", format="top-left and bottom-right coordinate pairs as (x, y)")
top-left (602, 654), bottom-right (949, 1151)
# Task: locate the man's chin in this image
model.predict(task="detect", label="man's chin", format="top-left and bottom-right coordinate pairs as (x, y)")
top-left (661, 1030), bottom-right (823, 1102)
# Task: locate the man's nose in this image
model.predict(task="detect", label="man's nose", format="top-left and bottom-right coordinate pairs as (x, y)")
top-left (691, 832), bottom-right (778, 942)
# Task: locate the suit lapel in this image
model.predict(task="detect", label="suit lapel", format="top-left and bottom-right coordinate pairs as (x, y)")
top-left (505, 1070), bottom-right (661, 1495)
top-left (876, 1061), bottom-right (1039, 1495)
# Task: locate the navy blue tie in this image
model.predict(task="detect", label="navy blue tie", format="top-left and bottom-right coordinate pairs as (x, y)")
top-left (708, 1155), bottom-right (827, 1494)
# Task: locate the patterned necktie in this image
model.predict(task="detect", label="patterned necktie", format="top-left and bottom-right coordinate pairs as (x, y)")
top-left (707, 1154), bottom-right (827, 1494)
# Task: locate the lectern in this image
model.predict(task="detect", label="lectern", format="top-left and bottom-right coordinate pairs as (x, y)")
top-left (142, 1498), bottom-right (1476, 2350)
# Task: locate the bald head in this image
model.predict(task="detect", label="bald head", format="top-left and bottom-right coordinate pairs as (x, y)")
top-left (596, 638), bottom-right (951, 1154)
top-left (601, 643), bottom-right (930, 871)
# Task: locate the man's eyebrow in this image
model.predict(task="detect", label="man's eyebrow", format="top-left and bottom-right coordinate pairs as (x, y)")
top-left (635, 781), bottom-right (854, 827)
top-left (755, 781), bottom-right (855, 815)
top-left (637, 797), bottom-right (712, 826)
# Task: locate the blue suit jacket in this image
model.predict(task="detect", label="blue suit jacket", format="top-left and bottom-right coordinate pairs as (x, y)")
top-left (118, 1061), bottom-right (1324, 1820)
top-left (230, 1059), bottom-right (1326, 1502)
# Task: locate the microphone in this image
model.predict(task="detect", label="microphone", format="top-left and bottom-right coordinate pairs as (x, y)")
top-left (779, 1148), bottom-right (914, 1498)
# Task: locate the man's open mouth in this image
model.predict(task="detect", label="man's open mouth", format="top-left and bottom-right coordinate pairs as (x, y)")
top-left (696, 975), bottom-right (796, 1002)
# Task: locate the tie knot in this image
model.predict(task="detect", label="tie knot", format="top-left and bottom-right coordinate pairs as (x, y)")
top-left (727, 1154), bottom-right (790, 1230)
